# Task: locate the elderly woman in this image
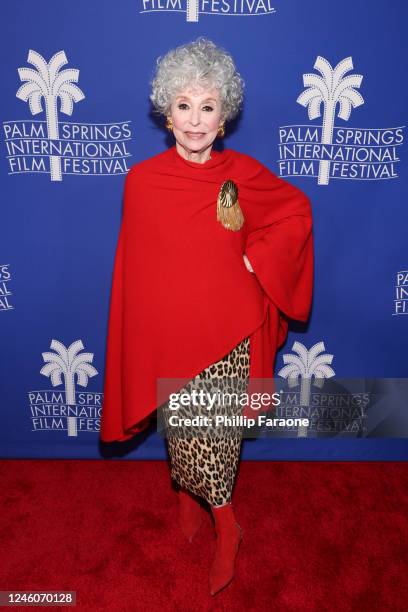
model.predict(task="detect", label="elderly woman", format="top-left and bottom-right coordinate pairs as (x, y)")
top-left (101, 37), bottom-right (314, 595)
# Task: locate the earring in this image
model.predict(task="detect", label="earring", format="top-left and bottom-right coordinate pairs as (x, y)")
top-left (166, 117), bottom-right (173, 131)
top-left (217, 122), bottom-right (225, 138)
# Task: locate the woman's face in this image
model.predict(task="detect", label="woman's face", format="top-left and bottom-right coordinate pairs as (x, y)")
top-left (168, 85), bottom-right (223, 157)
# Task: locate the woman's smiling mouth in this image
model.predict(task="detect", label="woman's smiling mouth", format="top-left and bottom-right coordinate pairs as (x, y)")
top-left (185, 132), bottom-right (205, 139)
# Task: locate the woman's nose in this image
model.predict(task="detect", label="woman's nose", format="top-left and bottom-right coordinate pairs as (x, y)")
top-left (189, 108), bottom-right (201, 125)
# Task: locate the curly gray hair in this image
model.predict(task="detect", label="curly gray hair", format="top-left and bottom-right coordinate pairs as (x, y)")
top-left (149, 37), bottom-right (245, 123)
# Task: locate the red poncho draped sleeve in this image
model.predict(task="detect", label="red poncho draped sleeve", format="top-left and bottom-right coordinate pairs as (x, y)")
top-left (100, 145), bottom-right (314, 442)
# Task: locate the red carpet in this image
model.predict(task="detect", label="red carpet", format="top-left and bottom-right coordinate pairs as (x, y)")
top-left (0, 460), bottom-right (407, 611)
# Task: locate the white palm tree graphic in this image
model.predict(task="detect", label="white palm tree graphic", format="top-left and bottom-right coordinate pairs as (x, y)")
top-left (186, 0), bottom-right (199, 21)
top-left (40, 339), bottom-right (98, 437)
top-left (297, 56), bottom-right (364, 185)
top-left (16, 50), bottom-right (85, 182)
top-left (278, 341), bottom-right (335, 437)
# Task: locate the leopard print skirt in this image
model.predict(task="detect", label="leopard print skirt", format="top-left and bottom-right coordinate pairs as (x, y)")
top-left (161, 336), bottom-right (250, 506)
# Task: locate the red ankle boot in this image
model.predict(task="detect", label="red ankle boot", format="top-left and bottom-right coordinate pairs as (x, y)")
top-left (178, 488), bottom-right (205, 542)
top-left (209, 502), bottom-right (243, 595)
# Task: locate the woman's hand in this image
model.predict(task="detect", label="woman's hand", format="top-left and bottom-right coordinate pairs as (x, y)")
top-left (243, 253), bottom-right (254, 273)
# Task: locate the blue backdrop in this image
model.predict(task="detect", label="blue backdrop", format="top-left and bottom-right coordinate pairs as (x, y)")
top-left (1, 0), bottom-right (407, 460)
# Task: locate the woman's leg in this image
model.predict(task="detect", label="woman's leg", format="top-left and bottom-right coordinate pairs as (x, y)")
top-left (161, 335), bottom-right (250, 588)
top-left (209, 502), bottom-right (243, 596)
top-left (205, 336), bottom-right (250, 595)
top-left (163, 422), bottom-right (206, 542)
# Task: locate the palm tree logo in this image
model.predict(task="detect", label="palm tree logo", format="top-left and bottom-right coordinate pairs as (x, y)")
top-left (40, 339), bottom-right (98, 437)
top-left (186, 0), bottom-right (199, 21)
top-left (297, 56), bottom-right (364, 185)
top-left (16, 50), bottom-right (85, 182)
top-left (278, 341), bottom-right (335, 437)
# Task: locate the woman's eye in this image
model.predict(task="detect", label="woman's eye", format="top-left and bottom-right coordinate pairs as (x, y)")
top-left (177, 104), bottom-right (214, 111)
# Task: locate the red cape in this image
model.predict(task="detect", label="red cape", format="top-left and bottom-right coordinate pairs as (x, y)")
top-left (100, 145), bottom-right (314, 442)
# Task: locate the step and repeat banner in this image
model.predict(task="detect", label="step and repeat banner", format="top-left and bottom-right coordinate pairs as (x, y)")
top-left (1, 1), bottom-right (407, 460)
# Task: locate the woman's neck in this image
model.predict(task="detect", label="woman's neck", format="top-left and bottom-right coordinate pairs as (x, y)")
top-left (175, 141), bottom-right (212, 164)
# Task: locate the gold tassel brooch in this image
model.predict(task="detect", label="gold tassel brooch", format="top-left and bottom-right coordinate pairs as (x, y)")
top-left (216, 179), bottom-right (245, 231)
